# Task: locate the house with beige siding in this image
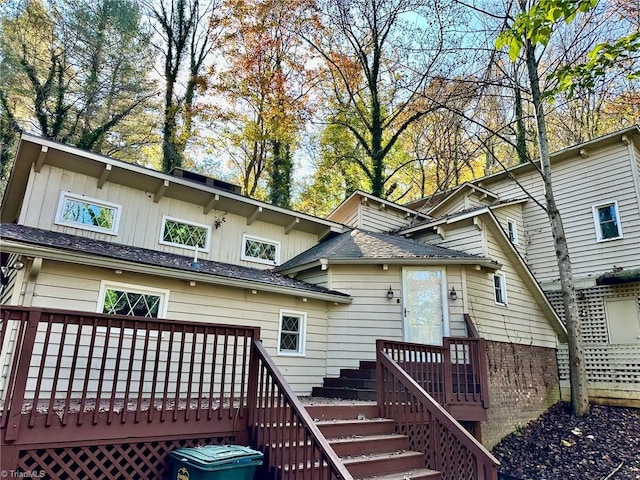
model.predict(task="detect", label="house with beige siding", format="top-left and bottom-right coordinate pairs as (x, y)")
top-left (406, 125), bottom-right (640, 406)
top-left (0, 132), bottom-right (569, 457)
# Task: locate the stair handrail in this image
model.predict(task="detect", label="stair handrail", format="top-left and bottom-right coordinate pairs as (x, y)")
top-left (376, 341), bottom-right (499, 480)
top-left (249, 339), bottom-right (354, 480)
top-left (463, 313), bottom-right (481, 338)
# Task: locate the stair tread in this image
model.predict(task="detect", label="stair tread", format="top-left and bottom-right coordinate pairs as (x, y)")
top-left (329, 433), bottom-right (408, 443)
top-left (316, 417), bottom-right (394, 426)
top-left (341, 449), bottom-right (424, 464)
top-left (356, 468), bottom-right (440, 479)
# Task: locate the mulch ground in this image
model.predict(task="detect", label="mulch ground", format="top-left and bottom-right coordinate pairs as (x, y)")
top-left (492, 402), bottom-right (640, 480)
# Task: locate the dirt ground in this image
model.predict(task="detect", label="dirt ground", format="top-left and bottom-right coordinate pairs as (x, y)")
top-left (491, 402), bottom-right (640, 480)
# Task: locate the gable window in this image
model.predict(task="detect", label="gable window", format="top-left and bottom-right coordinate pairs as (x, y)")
top-left (493, 272), bottom-right (507, 306)
top-left (98, 281), bottom-right (169, 318)
top-left (592, 202), bottom-right (623, 242)
top-left (506, 218), bottom-right (519, 245)
top-left (277, 310), bottom-right (306, 356)
top-left (55, 192), bottom-right (121, 235)
top-left (241, 234), bottom-right (280, 265)
top-left (160, 216), bottom-right (211, 251)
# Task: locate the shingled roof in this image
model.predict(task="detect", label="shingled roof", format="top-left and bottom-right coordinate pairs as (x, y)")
top-left (0, 224), bottom-right (350, 300)
top-left (275, 229), bottom-right (497, 273)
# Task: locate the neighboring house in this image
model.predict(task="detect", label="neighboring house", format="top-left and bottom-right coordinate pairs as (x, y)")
top-left (1, 133), bottom-right (565, 463)
top-left (404, 125), bottom-right (640, 406)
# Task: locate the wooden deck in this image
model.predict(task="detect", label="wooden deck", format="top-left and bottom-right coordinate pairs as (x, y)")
top-left (1, 306), bottom-right (496, 480)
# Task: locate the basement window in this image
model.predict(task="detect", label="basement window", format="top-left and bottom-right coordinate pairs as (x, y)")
top-left (277, 310), bottom-right (306, 356)
top-left (241, 234), bottom-right (280, 266)
top-left (55, 192), bottom-right (121, 235)
top-left (592, 201), bottom-right (623, 242)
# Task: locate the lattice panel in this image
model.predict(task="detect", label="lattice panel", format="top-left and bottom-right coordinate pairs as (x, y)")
top-left (16, 436), bottom-right (235, 480)
top-left (436, 423), bottom-right (476, 480)
top-left (550, 283), bottom-right (640, 385)
top-left (546, 283), bottom-right (640, 345)
top-left (396, 423), bottom-right (433, 467)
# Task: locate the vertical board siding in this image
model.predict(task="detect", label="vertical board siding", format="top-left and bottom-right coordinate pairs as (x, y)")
top-left (21, 260), bottom-right (328, 396)
top-left (18, 164), bottom-right (321, 268)
top-left (484, 143), bottom-right (640, 285)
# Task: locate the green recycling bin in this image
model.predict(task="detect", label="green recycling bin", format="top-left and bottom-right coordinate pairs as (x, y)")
top-left (169, 445), bottom-right (263, 480)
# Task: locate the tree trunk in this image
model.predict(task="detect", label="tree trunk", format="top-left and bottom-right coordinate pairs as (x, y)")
top-left (524, 38), bottom-right (589, 417)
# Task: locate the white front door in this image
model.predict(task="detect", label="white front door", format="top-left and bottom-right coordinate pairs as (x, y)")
top-left (402, 267), bottom-right (449, 346)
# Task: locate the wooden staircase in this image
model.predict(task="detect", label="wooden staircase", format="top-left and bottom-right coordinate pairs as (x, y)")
top-left (304, 402), bottom-right (441, 480)
top-left (311, 361), bottom-right (378, 401)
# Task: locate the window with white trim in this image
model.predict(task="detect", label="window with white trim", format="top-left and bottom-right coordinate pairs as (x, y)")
top-left (241, 234), bottom-right (280, 265)
top-left (160, 215), bottom-right (211, 251)
top-left (55, 192), bottom-right (121, 235)
top-left (98, 281), bottom-right (169, 318)
top-left (493, 272), bottom-right (507, 305)
top-left (277, 310), bottom-right (306, 356)
top-left (592, 201), bottom-right (623, 242)
top-left (506, 218), bottom-right (519, 245)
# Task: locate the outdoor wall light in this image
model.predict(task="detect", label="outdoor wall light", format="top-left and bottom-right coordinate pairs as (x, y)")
top-left (449, 286), bottom-right (458, 301)
top-left (0, 259), bottom-right (25, 286)
top-left (387, 286), bottom-right (394, 299)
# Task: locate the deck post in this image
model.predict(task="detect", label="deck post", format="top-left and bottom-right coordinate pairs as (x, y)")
top-left (4, 310), bottom-right (40, 442)
top-left (376, 339), bottom-right (385, 418)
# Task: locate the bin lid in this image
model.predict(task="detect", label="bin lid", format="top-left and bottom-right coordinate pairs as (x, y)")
top-left (170, 445), bottom-right (263, 468)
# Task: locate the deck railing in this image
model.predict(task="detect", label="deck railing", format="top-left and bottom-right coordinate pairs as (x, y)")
top-left (378, 337), bottom-right (489, 411)
top-left (0, 306), bottom-right (259, 477)
top-left (1, 306), bottom-right (352, 479)
top-left (376, 340), bottom-right (499, 480)
top-left (248, 339), bottom-right (353, 480)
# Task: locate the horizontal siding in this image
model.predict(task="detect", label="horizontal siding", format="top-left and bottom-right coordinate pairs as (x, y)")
top-left (23, 260), bottom-right (329, 395)
top-left (359, 204), bottom-right (410, 232)
top-left (466, 227), bottom-right (558, 348)
top-left (484, 142), bottom-right (640, 285)
top-left (325, 264), bottom-right (467, 376)
top-left (413, 223), bottom-right (485, 256)
top-left (491, 204), bottom-right (527, 260)
top-left (327, 264), bottom-right (404, 376)
top-left (19, 164), bottom-right (321, 269)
